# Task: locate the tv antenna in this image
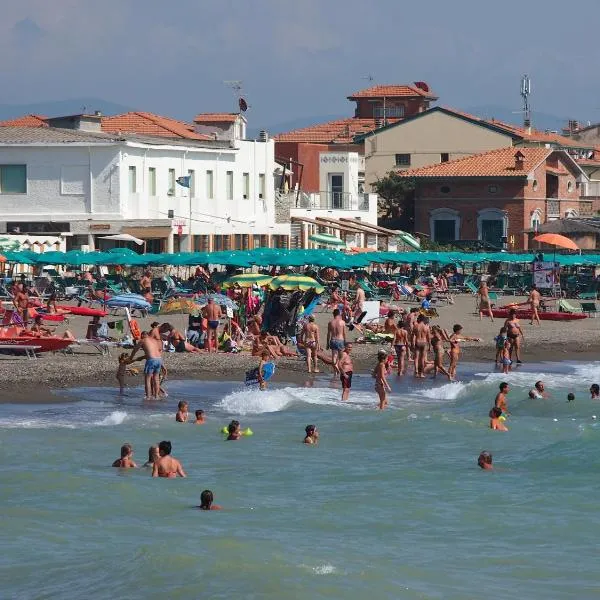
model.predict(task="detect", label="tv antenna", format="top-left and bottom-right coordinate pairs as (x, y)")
top-left (520, 74), bottom-right (531, 129)
top-left (223, 80), bottom-right (248, 113)
top-left (362, 74), bottom-right (375, 83)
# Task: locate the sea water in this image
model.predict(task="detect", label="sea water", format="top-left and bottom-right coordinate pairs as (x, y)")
top-left (2, 362), bottom-right (600, 599)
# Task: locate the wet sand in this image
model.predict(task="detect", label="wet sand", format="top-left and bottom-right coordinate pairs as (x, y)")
top-left (1, 293), bottom-right (597, 402)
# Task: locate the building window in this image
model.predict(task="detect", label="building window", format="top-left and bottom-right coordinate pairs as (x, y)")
top-left (258, 173), bottom-right (266, 199)
top-left (395, 154), bottom-right (411, 167)
top-left (194, 235), bottom-right (210, 252)
top-left (168, 168), bottom-right (176, 196)
top-left (148, 168), bottom-right (156, 196)
top-left (532, 179), bottom-right (538, 191)
top-left (243, 172), bottom-right (250, 199)
top-left (226, 171), bottom-right (234, 200)
top-left (440, 185), bottom-right (451, 194)
top-left (374, 106), bottom-right (404, 119)
top-left (206, 170), bottom-right (214, 199)
top-left (234, 234), bottom-right (249, 250)
top-left (253, 234), bottom-right (268, 248)
top-left (488, 184), bottom-right (499, 194)
top-left (214, 234), bottom-right (231, 251)
top-left (567, 180), bottom-right (573, 193)
top-left (188, 169), bottom-right (195, 198)
top-left (128, 166), bottom-right (137, 193)
top-left (0, 165), bottom-right (27, 194)
top-left (430, 208), bottom-right (460, 243)
top-left (477, 208), bottom-right (508, 248)
top-left (530, 208), bottom-right (542, 232)
top-left (272, 235), bottom-right (288, 249)
top-left (440, 153), bottom-right (449, 163)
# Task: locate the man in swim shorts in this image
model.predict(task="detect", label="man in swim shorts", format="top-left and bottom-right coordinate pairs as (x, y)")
top-left (152, 440), bottom-right (186, 477)
top-left (205, 297), bottom-right (222, 353)
top-left (494, 382), bottom-right (510, 415)
top-left (338, 342), bottom-right (353, 401)
top-left (130, 331), bottom-right (163, 399)
top-left (327, 309), bottom-right (346, 375)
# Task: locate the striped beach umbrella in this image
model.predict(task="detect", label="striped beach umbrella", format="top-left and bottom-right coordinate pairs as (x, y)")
top-left (269, 274), bottom-right (324, 294)
top-left (222, 273), bottom-right (273, 288)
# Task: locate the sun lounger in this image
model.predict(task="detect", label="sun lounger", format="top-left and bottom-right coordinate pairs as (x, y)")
top-left (558, 299), bottom-right (582, 314)
top-left (0, 344), bottom-right (40, 359)
top-left (580, 302), bottom-right (598, 317)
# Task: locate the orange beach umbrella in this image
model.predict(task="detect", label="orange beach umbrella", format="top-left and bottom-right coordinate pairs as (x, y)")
top-left (533, 233), bottom-right (579, 251)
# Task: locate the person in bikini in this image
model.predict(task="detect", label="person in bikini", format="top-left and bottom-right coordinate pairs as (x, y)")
top-left (152, 440), bottom-right (186, 477)
top-left (112, 443), bottom-right (137, 468)
top-left (302, 315), bottom-right (321, 373)
top-left (477, 281), bottom-right (494, 322)
top-left (430, 325), bottom-right (452, 380)
top-left (448, 324), bottom-right (481, 381)
top-left (205, 297), bottom-right (222, 353)
top-left (412, 315), bottom-right (431, 378)
top-left (403, 308), bottom-right (419, 362)
top-left (392, 319), bottom-right (409, 376)
top-left (176, 400), bottom-right (189, 422)
top-left (373, 350), bottom-right (392, 410)
top-left (504, 309), bottom-right (524, 364)
top-left (327, 309), bottom-right (346, 375)
top-left (528, 284), bottom-right (541, 326)
top-left (338, 342), bottom-right (354, 401)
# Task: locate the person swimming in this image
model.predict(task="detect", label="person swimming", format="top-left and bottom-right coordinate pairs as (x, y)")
top-left (112, 443), bottom-right (137, 468)
top-left (304, 424), bottom-right (319, 444)
top-left (489, 407), bottom-right (508, 431)
top-left (226, 420), bottom-right (242, 441)
top-left (590, 384), bottom-right (599, 399)
top-left (478, 451), bottom-right (493, 470)
top-left (152, 440), bottom-right (186, 478)
top-left (143, 445), bottom-right (159, 468)
top-left (176, 400), bottom-right (189, 422)
top-left (567, 393), bottom-right (575, 402)
top-left (199, 489), bottom-right (222, 510)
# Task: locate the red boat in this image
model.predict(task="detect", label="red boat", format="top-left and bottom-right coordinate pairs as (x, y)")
top-left (0, 327), bottom-right (74, 352)
top-left (491, 308), bottom-right (587, 321)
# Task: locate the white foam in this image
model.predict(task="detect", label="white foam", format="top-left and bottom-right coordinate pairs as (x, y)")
top-left (0, 418), bottom-right (77, 429)
top-left (94, 411), bottom-right (128, 426)
top-left (313, 564), bottom-right (337, 575)
top-left (418, 381), bottom-right (468, 401)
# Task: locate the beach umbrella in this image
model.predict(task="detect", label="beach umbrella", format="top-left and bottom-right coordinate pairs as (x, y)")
top-left (308, 233), bottom-right (345, 247)
top-left (269, 274), bottom-right (325, 294)
top-left (196, 293), bottom-right (239, 310)
top-left (158, 297), bottom-right (202, 315)
top-left (533, 233), bottom-right (579, 251)
top-left (222, 273), bottom-right (273, 288)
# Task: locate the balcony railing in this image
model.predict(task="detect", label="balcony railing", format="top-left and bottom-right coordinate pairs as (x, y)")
top-left (579, 200), bottom-right (593, 217)
top-left (546, 198), bottom-right (560, 218)
top-left (296, 191), bottom-right (370, 211)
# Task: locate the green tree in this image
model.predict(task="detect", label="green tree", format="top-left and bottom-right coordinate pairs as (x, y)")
top-left (372, 171), bottom-right (415, 231)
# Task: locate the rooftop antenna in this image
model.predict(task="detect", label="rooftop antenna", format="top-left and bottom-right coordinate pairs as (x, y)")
top-left (223, 80), bottom-right (247, 113)
top-left (520, 74), bottom-right (531, 129)
top-left (362, 74), bottom-right (374, 83)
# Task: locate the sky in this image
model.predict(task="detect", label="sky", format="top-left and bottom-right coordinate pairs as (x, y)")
top-left (2, 0), bottom-right (600, 129)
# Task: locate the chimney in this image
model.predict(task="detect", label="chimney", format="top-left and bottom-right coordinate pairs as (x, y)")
top-left (375, 118), bottom-right (384, 129)
top-left (514, 150), bottom-right (525, 170)
top-left (258, 130), bottom-right (268, 142)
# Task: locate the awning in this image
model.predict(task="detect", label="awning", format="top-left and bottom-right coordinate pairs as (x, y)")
top-left (121, 227), bottom-right (172, 239)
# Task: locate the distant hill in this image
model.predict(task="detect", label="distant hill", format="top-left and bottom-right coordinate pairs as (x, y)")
top-left (465, 104), bottom-right (576, 133)
top-left (0, 97), bottom-right (133, 120)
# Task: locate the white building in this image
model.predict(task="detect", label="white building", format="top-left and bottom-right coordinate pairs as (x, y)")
top-left (0, 115), bottom-right (290, 253)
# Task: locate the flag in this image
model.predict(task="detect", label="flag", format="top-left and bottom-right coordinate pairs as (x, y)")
top-left (176, 176), bottom-right (191, 188)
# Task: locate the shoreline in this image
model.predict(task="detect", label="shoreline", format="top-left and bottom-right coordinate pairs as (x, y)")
top-left (1, 341), bottom-right (598, 404)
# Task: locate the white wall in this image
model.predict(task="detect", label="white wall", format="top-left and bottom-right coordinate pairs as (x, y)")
top-left (0, 145), bottom-right (120, 220)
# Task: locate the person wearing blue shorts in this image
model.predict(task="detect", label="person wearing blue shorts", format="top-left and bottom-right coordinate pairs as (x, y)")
top-left (130, 332), bottom-right (163, 399)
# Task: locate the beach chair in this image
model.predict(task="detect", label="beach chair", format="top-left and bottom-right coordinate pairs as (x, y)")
top-left (578, 291), bottom-right (598, 300)
top-left (558, 299), bottom-right (582, 313)
top-left (464, 280), bottom-right (479, 295)
top-left (580, 302), bottom-right (598, 317)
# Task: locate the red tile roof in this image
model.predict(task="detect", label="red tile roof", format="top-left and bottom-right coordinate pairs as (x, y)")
top-left (397, 147), bottom-right (552, 178)
top-left (0, 114), bottom-right (47, 127)
top-left (274, 117), bottom-right (401, 143)
top-left (101, 112), bottom-right (211, 140)
top-left (348, 84), bottom-right (437, 100)
top-left (485, 119), bottom-right (585, 148)
top-left (193, 113), bottom-right (239, 123)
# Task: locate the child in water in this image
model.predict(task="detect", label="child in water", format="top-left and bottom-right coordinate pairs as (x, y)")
top-left (501, 339), bottom-right (512, 374)
top-left (489, 406), bottom-right (508, 431)
top-left (194, 409), bottom-right (205, 424)
top-left (143, 445), bottom-right (159, 468)
top-left (494, 327), bottom-right (508, 365)
top-left (226, 420), bottom-right (242, 440)
top-left (112, 443), bottom-right (137, 468)
top-left (304, 424), bottom-right (319, 444)
top-left (199, 489), bottom-right (222, 510)
top-left (258, 350), bottom-right (269, 391)
top-left (116, 353), bottom-right (135, 394)
top-left (176, 401), bottom-right (189, 423)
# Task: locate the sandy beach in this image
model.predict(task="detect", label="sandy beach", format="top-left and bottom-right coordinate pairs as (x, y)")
top-left (1, 293), bottom-right (597, 402)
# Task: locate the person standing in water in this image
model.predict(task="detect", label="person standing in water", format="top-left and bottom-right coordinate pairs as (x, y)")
top-left (590, 384), bottom-right (600, 399)
top-left (129, 330), bottom-right (163, 400)
top-left (338, 342), bottom-right (354, 401)
top-left (489, 407), bottom-right (509, 431)
top-left (392, 319), bottom-right (409, 376)
top-left (302, 315), bottom-right (321, 374)
top-left (430, 325), bottom-right (452, 380)
top-left (176, 400), bottom-right (189, 422)
top-left (143, 445), bottom-right (159, 468)
top-left (303, 424), bottom-right (319, 444)
top-left (528, 284), bottom-right (541, 326)
top-left (112, 444), bottom-right (137, 468)
top-left (205, 297), bottom-right (222, 353)
top-left (412, 315), bottom-right (431, 379)
top-left (152, 440), bottom-right (186, 478)
top-left (199, 490), bottom-right (222, 510)
top-left (504, 309), bottom-right (524, 364)
top-left (494, 382), bottom-right (510, 415)
top-left (373, 350), bottom-right (392, 410)
top-left (478, 451), bottom-right (493, 470)
top-left (448, 324), bottom-right (481, 381)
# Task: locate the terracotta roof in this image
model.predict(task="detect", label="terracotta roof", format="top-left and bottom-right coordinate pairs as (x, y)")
top-left (275, 117), bottom-right (402, 143)
top-left (347, 84), bottom-right (437, 100)
top-left (0, 114), bottom-right (48, 127)
top-left (101, 112), bottom-right (211, 140)
top-left (484, 119), bottom-right (587, 148)
top-left (193, 113), bottom-right (239, 123)
top-left (397, 147), bottom-right (552, 178)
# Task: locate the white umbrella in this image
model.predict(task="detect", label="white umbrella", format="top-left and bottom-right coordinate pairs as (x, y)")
top-left (100, 233), bottom-right (144, 246)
